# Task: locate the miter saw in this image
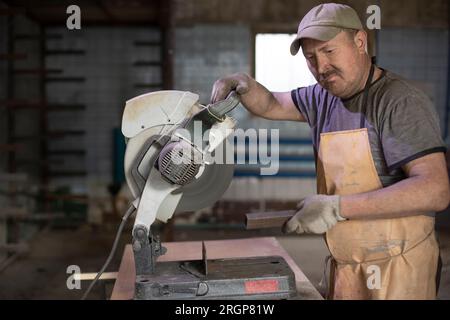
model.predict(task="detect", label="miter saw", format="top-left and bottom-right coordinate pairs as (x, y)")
top-left (85, 90), bottom-right (297, 300)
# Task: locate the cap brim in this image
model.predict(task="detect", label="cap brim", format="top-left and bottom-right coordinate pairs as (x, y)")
top-left (290, 26), bottom-right (342, 56)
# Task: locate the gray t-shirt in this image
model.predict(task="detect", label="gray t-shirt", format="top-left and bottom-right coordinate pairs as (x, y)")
top-left (291, 69), bottom-right (447, 187)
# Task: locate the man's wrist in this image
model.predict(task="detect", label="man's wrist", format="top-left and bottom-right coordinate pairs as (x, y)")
top-left (335, 195), bottom-right (347, 221)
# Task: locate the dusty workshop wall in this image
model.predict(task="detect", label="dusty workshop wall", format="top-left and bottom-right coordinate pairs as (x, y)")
top-left (172, 0), bottom-right (448, 28)
top-left (0, 14), bottom-right (43, 262)
top-left (9, 16), bottom-right (42, 183)
top-left (173, 0), bottom-right (375, 27)
top-left (45, 27), bottom-right (161, 193)
top-left (173, 25), bottom-right (250, 105)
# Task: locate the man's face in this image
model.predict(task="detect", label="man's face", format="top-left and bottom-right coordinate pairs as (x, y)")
top-left (301, 31), bottom-right (366, 98)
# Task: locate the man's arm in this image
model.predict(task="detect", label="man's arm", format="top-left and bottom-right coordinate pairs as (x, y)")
top-left (211, 72), bottom-right (305, 122)
top-left (284, 152), bottom-right (449, 234)
top-left (340, 152), bottom-right (450, 219)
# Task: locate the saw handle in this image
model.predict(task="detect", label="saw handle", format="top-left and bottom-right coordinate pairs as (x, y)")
top-left (207, 91), bottom-right (240, 120)
top-left (245, 210), bottom-right (296, 230)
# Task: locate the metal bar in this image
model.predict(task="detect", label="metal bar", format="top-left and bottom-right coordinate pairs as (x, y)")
top-left (0, 100), bottom-right (86, 111)
top-left (48, 171), bottom-right (87, 177)
top-left (134, 41), bottom-right (161, 47)
top-left (46, 103), bottom-right (86, 111)
top-left (245, 210), bottom-right (296, 230)
top-left (13, 130), bottom-right (85, 140)
top-left (14, 33), bottom-right (62, 40)
top-left (13, 68), bottom-right (62, 75)
top-left (132, 61), bottom-right (161, 67)
top-left (44, 77), bottom-right (86, 82)
top-left (48, 149), bottom-right (86, 155)
top-left (44, 49), bottom-right (85, 55)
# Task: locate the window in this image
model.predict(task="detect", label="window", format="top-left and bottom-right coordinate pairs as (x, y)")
top-left (255, 33), bottom-right (316, 92)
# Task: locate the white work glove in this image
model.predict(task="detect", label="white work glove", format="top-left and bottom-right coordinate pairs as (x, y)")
top-left (283, 195), bottom-right (346, 234)
top-left (210, 73), bottom-right (251, 103)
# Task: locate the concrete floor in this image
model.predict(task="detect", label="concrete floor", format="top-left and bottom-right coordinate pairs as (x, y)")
top-left (0, 222), bottom-right (448, 300)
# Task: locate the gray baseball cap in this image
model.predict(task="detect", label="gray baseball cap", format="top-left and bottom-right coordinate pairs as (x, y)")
top-left (290, 3), bottom-right (363, 56)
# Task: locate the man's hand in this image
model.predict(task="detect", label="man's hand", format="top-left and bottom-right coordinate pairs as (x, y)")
top-left (283, 195), bottom-right (345, 234)
top-left (210, 73), bottom-right (251, 103)
top-left (210, 73), bottom-right (305, 121)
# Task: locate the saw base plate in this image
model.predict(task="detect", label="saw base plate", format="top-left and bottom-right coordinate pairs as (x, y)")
top-left (134, 255), bottom-right (297, 300)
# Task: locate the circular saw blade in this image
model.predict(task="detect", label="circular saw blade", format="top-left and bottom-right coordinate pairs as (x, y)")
top-left (174, 141), bottom-right (234, 212)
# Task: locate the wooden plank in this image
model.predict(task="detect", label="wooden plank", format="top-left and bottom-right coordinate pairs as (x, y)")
top-left (111, 237), bottom-right (322, 300)
top-left (246, 210), bottom-right (295, 230)
top-left (75, 272), bottom-right (117, 281)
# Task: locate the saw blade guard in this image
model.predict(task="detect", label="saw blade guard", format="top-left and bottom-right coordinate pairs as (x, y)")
top-left (122, 90), bottom-right (238, 230)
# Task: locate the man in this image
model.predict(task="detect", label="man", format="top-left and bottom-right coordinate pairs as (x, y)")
top-left (210, 3), bottom-right (449, 299)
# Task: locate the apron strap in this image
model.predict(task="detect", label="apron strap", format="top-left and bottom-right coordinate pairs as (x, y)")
top-left (359, 63), bottom-right (375, 129)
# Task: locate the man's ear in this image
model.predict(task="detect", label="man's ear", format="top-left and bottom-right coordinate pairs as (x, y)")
top-left (354, 30), bottom-right (368, 54)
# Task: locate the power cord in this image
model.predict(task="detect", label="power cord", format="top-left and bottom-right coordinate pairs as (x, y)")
top-left (81, 204), bottom-right (135, 300)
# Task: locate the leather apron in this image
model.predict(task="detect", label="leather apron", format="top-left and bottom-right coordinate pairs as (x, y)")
top-left (317, 64), bottom-right (439, 300)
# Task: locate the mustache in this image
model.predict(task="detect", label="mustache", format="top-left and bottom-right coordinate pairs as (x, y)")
top-left (319, 69), bottom-right (339, 81)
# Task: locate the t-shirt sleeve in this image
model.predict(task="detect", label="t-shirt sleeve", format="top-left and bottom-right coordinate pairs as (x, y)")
top-left (290, 84), bottom-right (319, 127)
top-left (380, 92), bottom-right (447, 172)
